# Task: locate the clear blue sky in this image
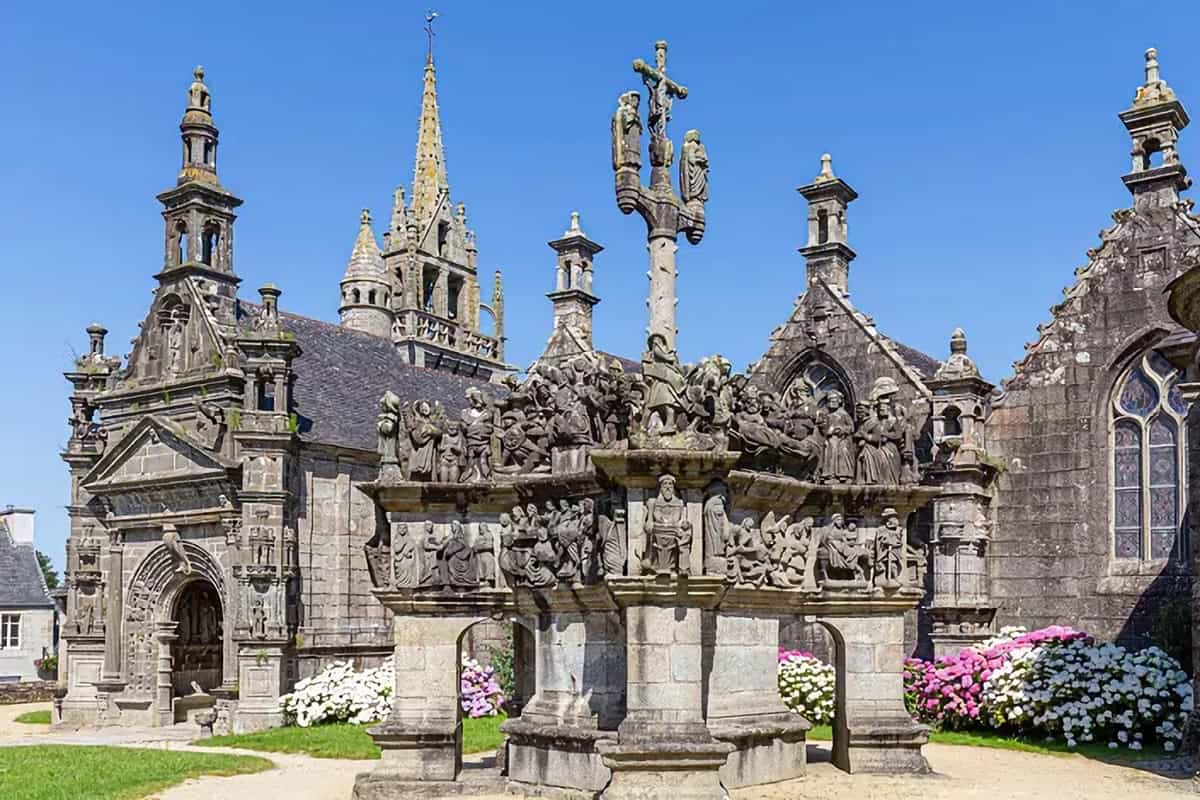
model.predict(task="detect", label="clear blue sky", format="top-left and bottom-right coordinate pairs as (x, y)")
top-left (4, 1), bottom-right (1200, 569)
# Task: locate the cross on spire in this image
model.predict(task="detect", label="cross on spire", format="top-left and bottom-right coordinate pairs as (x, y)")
top-left (633, 40), bottom-right (689, 176)
top-left (424, 10), bottom-right (439, 65)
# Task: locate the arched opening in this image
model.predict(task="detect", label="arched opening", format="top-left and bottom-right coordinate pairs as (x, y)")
top-left (817, 208), bottom-right (830, 244)
top-left (258, 379), bottom-right (276, 411)
top-left (478, 305), bottom-right (497, 338)
top-left (438, 221), bottom-right (451, 257)
top-left (176, 223), bottom-right (189, 265)
top-left (352, 288), bottom-right (361, 304)
top-left (201, 224), bottom-right (219, 266)
top-left (1141, 139), bottom-right (1164, 170)
top-left (455, 618), bottom-right (515, 772)
top-left (942, 406), bottom-right (962, 437)
top-left (368, 289), bottom-right (377, 305)
top-left (203, 139), bottom-right (214, 167)
top-left (170, 579), bottom-right (223, 696)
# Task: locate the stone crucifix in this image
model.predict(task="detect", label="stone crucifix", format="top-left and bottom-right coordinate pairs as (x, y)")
top-left (612, 40), bottom-right (709, 351)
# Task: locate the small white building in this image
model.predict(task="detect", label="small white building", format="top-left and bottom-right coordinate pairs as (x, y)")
top-left (0, 508), bottom-right (56, 682)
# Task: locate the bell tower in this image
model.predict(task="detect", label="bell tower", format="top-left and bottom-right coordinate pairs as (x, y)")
top-left (156, 66), bottom-right (242, 321)
top-left (1120, 48), bottom-right (1190, 205)
top-left (797, 154), bottom-right (857, 296)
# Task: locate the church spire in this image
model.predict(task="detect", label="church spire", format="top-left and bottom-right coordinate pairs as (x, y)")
top-left (179, 66), bottom-right (220, 186)
top-left (340, 209), bottom-right (392, 338)
top-left (411, 13), bottom-right (449, 225)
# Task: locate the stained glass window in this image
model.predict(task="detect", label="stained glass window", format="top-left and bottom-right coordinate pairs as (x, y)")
top-left (1111, 353), bottom-right (1189, 562)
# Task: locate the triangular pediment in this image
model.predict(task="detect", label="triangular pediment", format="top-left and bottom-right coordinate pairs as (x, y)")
top-left (83, 415), bottom-right (238, 492)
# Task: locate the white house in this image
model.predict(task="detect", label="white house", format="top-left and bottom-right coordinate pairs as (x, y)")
top-left (0, 508), bottom-right (56, 682)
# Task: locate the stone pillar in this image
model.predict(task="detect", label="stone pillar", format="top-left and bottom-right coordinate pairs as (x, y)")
top-left (155, 621), bottom-right (178, 726)
top-left (819, 613), bottom-right (929, 774)
top-left (646, 235), bottom-right (679, 350)
top-left (434, 267), bottom-right (448, 317)
top-left (597, 576), bottom-right (733, 800)
top-left (102, 531), bottom-right (124, 679)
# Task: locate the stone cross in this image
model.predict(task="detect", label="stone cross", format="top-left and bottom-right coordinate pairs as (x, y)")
top-left (612, 40), bottom-right (709, 351)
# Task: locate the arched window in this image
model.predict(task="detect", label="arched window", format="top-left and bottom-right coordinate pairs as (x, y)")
top-left (352, 288), bottom-right (361, 304)
top-left (817, 209), bottom-right (829, 244)
top-left (201, 224), bottom-right (219, 266)
top-left (784, 359), bottom-right (853, 412)
top-left (175, 223), bottom-right (189, 265)
top-left (368, 290), bottom-right (377, 305)
top-left (1111, 351), bottom-right (1188, 561)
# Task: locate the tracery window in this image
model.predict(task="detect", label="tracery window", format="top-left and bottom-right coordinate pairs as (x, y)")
top-left (1111, 352), bottom-right (1189, 561)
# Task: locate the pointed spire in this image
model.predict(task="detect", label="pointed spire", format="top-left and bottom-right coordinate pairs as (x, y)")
top-left (411, 52), bottom-right (450, 225)
top-left (343, 209), bottom-right (385, 278)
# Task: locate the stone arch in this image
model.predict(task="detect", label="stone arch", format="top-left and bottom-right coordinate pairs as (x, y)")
top-left (124, 541), bottom-right (227, 697)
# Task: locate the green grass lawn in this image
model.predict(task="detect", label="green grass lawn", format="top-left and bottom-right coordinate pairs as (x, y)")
top-left (0, 745), bottom-right (272, 800)
top-left (806, 723), bottom-right (1168, 762)
top-left (14, 710), bottom-right (51, 725)
top-left (194, 714), bottom-right (507, 760)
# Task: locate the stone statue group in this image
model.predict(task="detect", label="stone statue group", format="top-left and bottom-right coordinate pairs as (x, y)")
top-left (364, 519), bottom-right (498, 592)
top-left (377, 336), bottom-right (918, 487)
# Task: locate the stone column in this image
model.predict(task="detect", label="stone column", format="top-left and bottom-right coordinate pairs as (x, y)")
top-left (101, 531), bottom-right (124, 679)
top-left (646, 236), bottom-right (679, 350)
top-left (154, 621), bottom-right (178, 726)
top-left (819, 613), bottom-right (929, 774)
top-left (434, 268), bottom-right (449, 317)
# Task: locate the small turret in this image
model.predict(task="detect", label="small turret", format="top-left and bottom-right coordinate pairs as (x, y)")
top-left (339, 209), bottom-right (393, 338)
top-left (797, 154), bottom-right (857, 295)
top-left (1120, 48), bottom-right (1190, 201)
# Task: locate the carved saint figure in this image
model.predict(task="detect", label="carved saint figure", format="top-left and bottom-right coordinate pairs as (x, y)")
top-left (597, 512), bottom-right (625, 576)
top-left (770, 518), bottom-right (817, 589)
top-left (442, 521), bottom-right (480, 590)
top-left (75, 590), bottom-right (96, 635)
top-left (408, 401), bottom-right (444, 481)
top-left (641, 474), bottom-right (692, 574)
top-left (419, 520), bottom-right (445, 589)
top-left (702, 481), bottom-right (730, 575)
top-left (726, 517), bottom-right (769, 587)
top-left (874, 509), bottom-right (905, 589)
top-left (392, 523), bottom-right (420, 589)
top-left (460, 388), bottom-right (494, 482)
top-left (820, 390), bottom-right (856, 484)
top-left (524, 523), bottom-right (558, 588)
top-left (250, 595), bottom-right (267, 639)
top-left (679, 129), bottom-right (709, 205)
top-left (611, 90), bottom-right (643, 171)
top-left (363, 519), bottom-right (392, 589)
top-left (474, 522), bottom-right (496, 586)
top-left (640, 334), bottom-right (688, 434)
top-left (438, 421), bottom-right (465, 483)
top-left (376, 391), bottom-right (403, 477)
top-left (816, 513), bottom-right (871, 584)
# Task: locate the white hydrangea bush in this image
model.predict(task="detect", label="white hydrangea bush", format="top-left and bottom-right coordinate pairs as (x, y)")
top-left (981, 639), bottom-right (1193, 752)
top-left (778, 650), bottom-right (836, 724)
top-left (280, 659), bottom-right (395, 727)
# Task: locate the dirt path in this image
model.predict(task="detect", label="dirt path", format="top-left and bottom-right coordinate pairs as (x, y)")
top-left (0, 702), bottom-right (51, 738)
top-left (149, 747), bottom-right (374, 800)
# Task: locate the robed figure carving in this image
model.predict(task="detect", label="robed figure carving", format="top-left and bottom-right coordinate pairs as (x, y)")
top-left (821, 390), bottom-right (856, 484)
top-left (641, 474), bottom-right (692, 574)
top-left (641, 333), bottom-right (688, 434)
top-left (611, 91), bottom-right (643, 172)
top-left (442, 521), bottom-right (480, 590)
top-left (392, 523), bottom-right (420, 589)
top-left (679, 129), bottom-right (708, 206)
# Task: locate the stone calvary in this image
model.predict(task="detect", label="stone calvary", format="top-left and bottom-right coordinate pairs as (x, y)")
top-left (352, 40), bottom-right (935, 800)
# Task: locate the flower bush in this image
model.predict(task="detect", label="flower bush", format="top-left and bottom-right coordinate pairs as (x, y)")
top-left (901, 625), bottom-right (1193, 752)
top-left (982, 639), bottom-right (1192, 752)
top-left (904, 626), bottom-right (1085, 729)
top-left (778, 648), bottom-right (835, 724)
top-left (461, 656), bottom-right (505, 718)
top-left (280, 659), bottom-right (394, 727)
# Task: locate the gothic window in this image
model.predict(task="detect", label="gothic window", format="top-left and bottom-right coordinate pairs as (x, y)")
top-left (786, 360), bottom-right (853, 411)
top-left (201, 223), bottom-right (220, 267)
top-left (817, 209), bottom-right (829, 244)
top-left (1111, 351), bottom-right (1189, 561)
top-left (175, 223), bottom-right (189, 265)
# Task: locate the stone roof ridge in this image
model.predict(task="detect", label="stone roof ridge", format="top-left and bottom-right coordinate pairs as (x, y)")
top-left (815, 278), bottom-right (933, 398)
top-left (343, 208), bottom-right (386, 279)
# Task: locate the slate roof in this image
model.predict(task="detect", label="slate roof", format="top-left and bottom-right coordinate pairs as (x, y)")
top-left (0, 520), bottom-right (53, 610)
top-left (236, 305), bottom-right (499, 453)
top-left (887, 339), bottom-right (941, 381)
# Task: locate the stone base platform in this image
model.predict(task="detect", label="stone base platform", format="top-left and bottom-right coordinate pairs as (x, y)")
top-left (710, 715), bottom-right (810, 788)
top-left (595, 738), bottom-right (736, 800)
top-left (836, 715), bottom-right (930, 774)
top-left (352, 769), bottom-right (508, 799)
top-left (502, 718), bottom-right (615, 795)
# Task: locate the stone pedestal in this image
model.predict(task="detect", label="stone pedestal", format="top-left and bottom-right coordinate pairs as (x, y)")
top-left (705, 612), bottom-right (808, 788)
top-left (597, 575), bottom-right (733, 800)
top-left (234, 639), bottom-right (287, 732)
top-left (821, 613), bottom-right (929, 774)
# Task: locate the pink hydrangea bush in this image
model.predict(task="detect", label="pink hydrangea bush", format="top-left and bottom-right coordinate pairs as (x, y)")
top-left (778, 648), bottom-right (835, 723)
top-left (460, 655), bottom-right (505, 718)
top-left (903, 626), bottom-right (1086, 730)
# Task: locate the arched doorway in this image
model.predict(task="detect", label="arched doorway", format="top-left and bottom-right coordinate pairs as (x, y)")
top-left (170, 579), bottom-right (223, 696)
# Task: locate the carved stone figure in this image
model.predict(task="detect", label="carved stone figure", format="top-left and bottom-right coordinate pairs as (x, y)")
top-left (641, 474), bottom-right (692, 574)
top-left (856, 378), bottom-right (910, 485)
top-left (633, 40), bottom-right (687, 167)
top-left (442, 521), bottom-right (479, 590)
top-left (816, 514), bottom-right (871, 586)
top-left (702, 481), bottom-right (730, 574)
top-left (75, 589), bottom-right (96, 635)
top-left (679, 129), bottom-right (709, 205)
top-left (377, 391), bottom-right (403, 479)
top-left (195, 400), bottom-right (226, 451)
top-left (363, 519), bottom-right (391, 589)
top-left (611, 91), bottom-right (643, 172)
top-left (598, 511), bottom-right (625, 576)
top-left (769, 518), bottom-right (818, 590)
top-left (460, 388), bottom-right (494, 482)
top-left (408, 401), bottom-right (444, 481)
top-left (437, 422), bottom-right (465, 483)
top-left (874, 509), bottom-right (905, 590)
top-left (474, 523), bottom-right (496, 586)
top-left (524, 523), bottom-right (558, 588)
top-left (419, 520), bottom-right (445, 589)
top-left (162, 524), bottom-right (192, 574)
top-left (726, 517), bottom-right (769, 587)
top-left (250, 595), bottom-right (267, 639)
top-left (641, 334), bottom-right (688, 434)
top-left (392, 523), bottom-right (420, 589)
top-left (820, 390), bottom-right (856, 484)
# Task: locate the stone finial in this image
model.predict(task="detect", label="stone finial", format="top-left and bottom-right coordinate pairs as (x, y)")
top-left (86, 323), bottom-right (108, 356)
top-left (360, 208), bottom-right (371, 226)
top-left (259, 282), bottom-right (281, 311)
top-left (814, 153), bottom-right (836, 184)
top-left (565, 211), bottom-right (586, 238)
top-left (1133, 46), bottom-right (1177, 107)
top-left (187, 66), bottom-right (211, 112)
top-left (934, 327), bottom-right (981, 381)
